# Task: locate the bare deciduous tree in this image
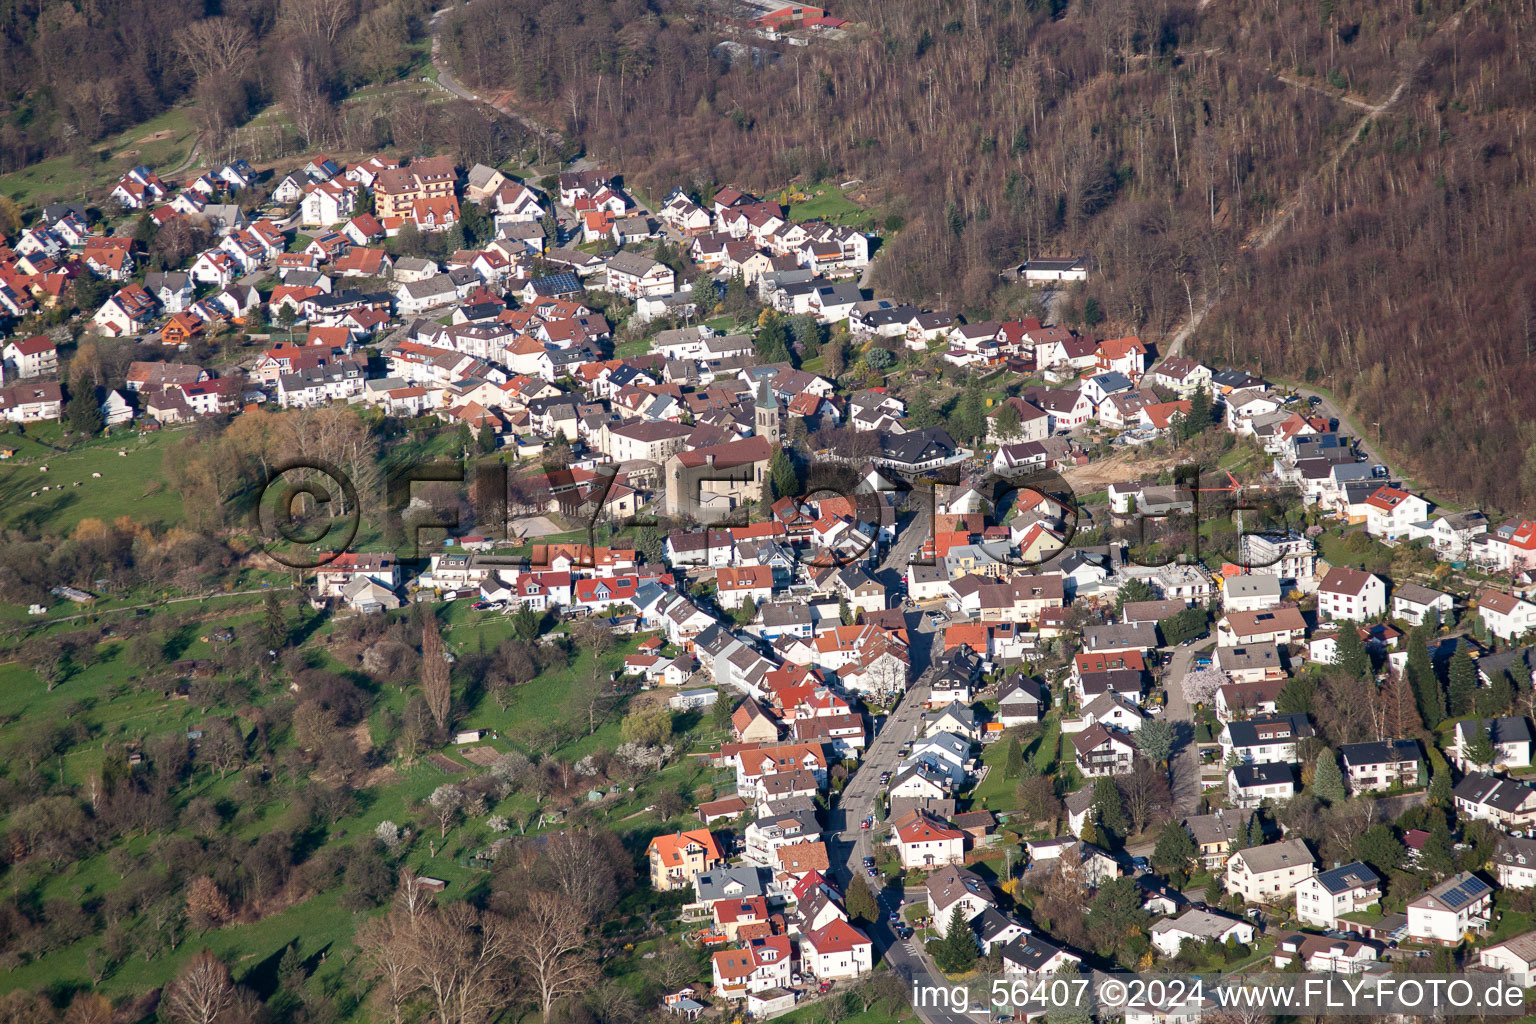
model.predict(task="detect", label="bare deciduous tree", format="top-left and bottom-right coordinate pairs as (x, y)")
top-left (162, 951), bottom-right (236, 1024)
top-left (394, 868), bottom-right (436, 921)
top-left (356, 913), bottom-right (415, 1024)
top-left (508, 891), bottom-right (599, 1022)
top-left (409, 903), bottom-right (515, 1024)
top-left (176, 18), bottom-right (256, 86)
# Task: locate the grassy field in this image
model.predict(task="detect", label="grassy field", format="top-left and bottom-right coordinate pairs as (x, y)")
top-left (0, 425), bottom-right (186, 534)
top-left (0, 597), bottom-right (731, 1008)
top-left (0, 107), bottom-right (199, 210)
top-left (787, 183), bottom-right (878, 230)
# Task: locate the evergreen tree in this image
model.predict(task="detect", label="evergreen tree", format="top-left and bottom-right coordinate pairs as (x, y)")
top-left (1448, 650), bottom-right (1478, 717)
top-left (456, 421), bottom-right (473, 452)
top-left (907, 390), bottom-right (940, 429)
top-left (477, 422), bottom-right (497, 453)
top-left (1428, 764), bottom-right (1452, 805)
top-left (1335, 625), bottom-right (1372, 682)
top-left (1465, 724), bottom-right (1497, 769)
top-left (1481, 669), bottom-right (1518, 718)
top-left (1004, 737), bottom-right (1024, 779)
top-left (1115, 578), bottom-right (1154, 611)
top-left (839, 597), bottom-right (853, 626)
top-left (511, 604), bottom-right (542, 642)
top-left (1045, 963), bottom-right (1091, 1024)
top-left (1420, 817), bottom-right (1456, 879)
top-left (1151, 820), bottom-right (1196, 882)
top-left (1276, 676), bottom-right (1317, 716)
top-left (1136, 718), bottom-right (1176, 767)
top-left (1354, 823), bottom-right (1405, 874)
top-left (1406, 625), bottom-right (1446, 725)
top-left (932, 906), bottom-right (978, 972)
top-left (67, 385), bottom-right (103, 435)
top-left (768, 447), bottom-right (799, 500)
top-left (754, 309), bottom-right (792, 365)
top-left (1245, 812), bottom-right (1265, 849)
top-left (261, 591), bottom-right (287, 652)
top-left (1092, 777), bottom-right (1129, 843)
top-left (1312, 749), bottom-right (1346, 804)
top-left (712, 694), bottom-right (735, 731)
top-left (951, 378), bottom-right (987, 444)
top-left (1178, 385), bottom-right (1213, 440)
top-left (846, 877), bottom-right (880, 924)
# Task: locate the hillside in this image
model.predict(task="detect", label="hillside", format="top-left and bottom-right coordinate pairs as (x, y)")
top-left (440, 0), bottom-right (1536, 513)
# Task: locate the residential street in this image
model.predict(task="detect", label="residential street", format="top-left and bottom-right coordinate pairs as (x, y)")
top-left (1160, 642), bottom-right (1206, 818)
top-left (827, 679), bottom-right (987, 1024)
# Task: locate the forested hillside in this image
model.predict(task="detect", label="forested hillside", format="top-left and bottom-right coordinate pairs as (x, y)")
top-left (441, 0), bottom-right (1536, 513)
top-left (0, 0), bottom-right (434, 172)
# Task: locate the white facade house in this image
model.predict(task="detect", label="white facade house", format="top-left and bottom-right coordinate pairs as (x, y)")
top-left (891, 811), bottom-right (964, 870)
top-left (1479, 589), bottom-right (1536, 641)
top-left (1406, 872), bottom-right (1493, 945)
top-left (1480, 932), bottom-right (1536, 989)
top-left (1295, 863), bottom-right (1381, 930)
top-left (799, 920), bottom-right (873, 980)
top-left (1225, 839), bottom-right (1316, 904)
top-left (1392, 583), bottom-right (1455, 627)
top-left (1493, 836), bottom-right (1536, 891)
top-left (1316, 566), bottom-right (1387, 622)
top-left (1150, 909), bottom-right (1254, 957)
top-left (1222, 574), bottom-right (1284, 613)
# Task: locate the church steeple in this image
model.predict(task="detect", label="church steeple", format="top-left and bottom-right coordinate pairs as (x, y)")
top-left (754, 378), bottom-right (781, 445)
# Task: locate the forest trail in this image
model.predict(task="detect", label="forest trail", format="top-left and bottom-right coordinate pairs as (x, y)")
top-left (428, 4), bottom-right (567, 150)
top-left (1165, 0), bottom-right (1481, 358)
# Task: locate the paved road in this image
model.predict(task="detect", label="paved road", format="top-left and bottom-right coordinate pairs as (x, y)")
top-left (827, 677), bottom-right (985, 1024)
top-left (1290, 386), bottom-right (1395, 481)
top-left (1160, 643), bottom-right (1207, 817)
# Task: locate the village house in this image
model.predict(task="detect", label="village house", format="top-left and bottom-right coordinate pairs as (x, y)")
top-left (1392, 582), bottom-right (1455, 626)
top-left (1150, 909), bottom-right (1254, 958)
top-left (1071, 723), bottom-right (1137, 778)
top-left (1338, 739), bottom-right (1422, 793)
top-left (1480, 932), bottom-right (1536, 989)
top-left (1316, 566), bottom-right (1387, 622)
top-left (373, 156), bottom-right (457, 219)
top-left (890, 809), bottom-right (965, 870)
top-left (1219, 713), bottom-right (1314, 765)
top-left (0, 381), bottom-right (63, 423)
top-left (1227, 763), bottom-right (1296, 808)
top-left (1, 334), bottom-right (57, 380)
top-left (1406, 872), bottom-right (1493, 945)
top-left (647, 829), bottom-right (725, 891)
top-left (1454, 772), bottom-right (1536, 830)
top-left (1271, 933), bottom-right (1380, 975)
top-left (1001, 932), bottom-right (1082, 977)
top-left (1214, 679), bottom-right (1286, 723)
top-left (1493, 836), bottom-right (1536, 890)
top-left (1480, 589), bottom-right (1536, 641)
top-left (924, 865), bottom-right (996, 937)
top-left (1225, 839), bottom-right (1317, 904)
top-left (1222, 574), bottom-right (1284, 613)
top-left (710, 935), bottom-right (792, 999)
top-left (1295, 862), bottom-right (1382, 930)
top-left (799, 919), bottom-right (873, 980)
top-left (1452, 716), bottom-right (1535, 771)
